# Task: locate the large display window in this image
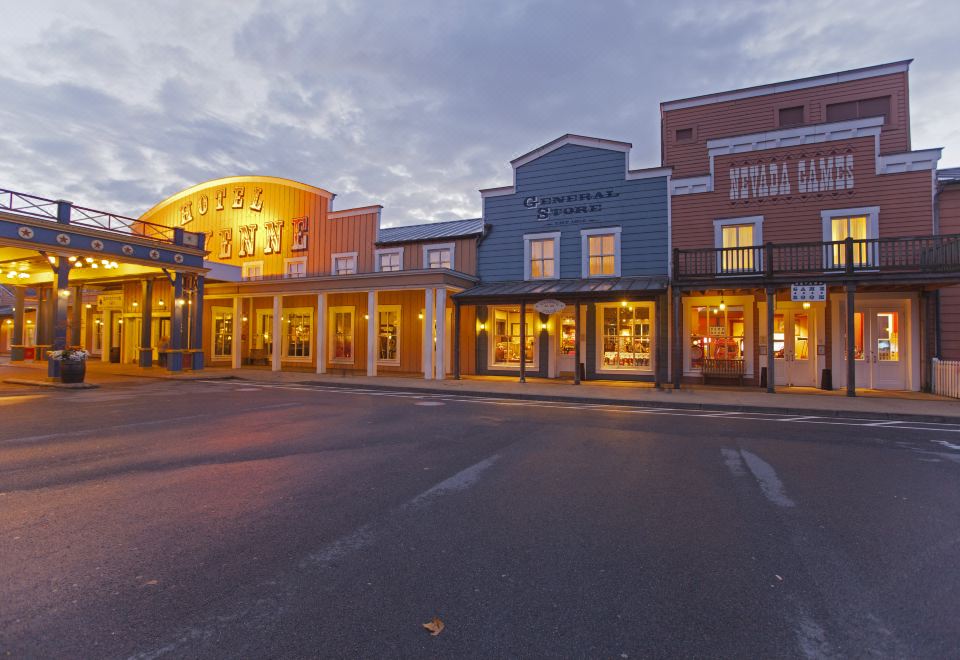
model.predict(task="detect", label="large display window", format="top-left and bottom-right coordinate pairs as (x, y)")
top-left (212, 306), bottom-right (233, 359)
top-left (329, 306), bottom-right (354, 364)
top-left (689, 305), bottom-right (745, 370)
top-left (284, 308), bottom-right (312, 360)
top-left (490, 307), bottom-right (535, 367)
top-left (598, 302), bottom-right (652, 371)
top-left (377, 305), bottom-right (400, 364)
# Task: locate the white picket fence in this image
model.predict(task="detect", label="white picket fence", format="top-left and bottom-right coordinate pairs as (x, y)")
top-left (933, 358), bottom-right (960, 399)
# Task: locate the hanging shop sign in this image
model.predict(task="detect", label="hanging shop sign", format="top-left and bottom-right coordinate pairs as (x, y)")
top-left (791, 282), bottom-right (826, 302)
top-left (533, 299), bottom-right (566, 314)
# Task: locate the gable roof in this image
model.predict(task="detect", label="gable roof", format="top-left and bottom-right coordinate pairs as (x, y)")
top-left (377, 217), bottom-right (484, 244)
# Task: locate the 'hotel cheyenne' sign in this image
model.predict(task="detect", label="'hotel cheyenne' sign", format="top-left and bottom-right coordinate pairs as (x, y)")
top-left (729, 155), bottom-right (854, 201)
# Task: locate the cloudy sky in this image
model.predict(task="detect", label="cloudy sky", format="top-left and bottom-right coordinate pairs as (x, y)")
top-left (2, 0), bottom-right (958, 226)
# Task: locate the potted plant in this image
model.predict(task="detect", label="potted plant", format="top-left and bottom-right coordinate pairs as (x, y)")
top-left (48, 348), bottom-right (89, 383)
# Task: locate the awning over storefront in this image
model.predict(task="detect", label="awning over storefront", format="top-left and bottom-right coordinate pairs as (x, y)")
top-left (453, 276), bottom-right (667, 304)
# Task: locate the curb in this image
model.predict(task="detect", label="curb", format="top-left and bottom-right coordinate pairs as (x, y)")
top-left (269, 378), bottom-right (960, 424)
top-left (3, 378), bottom-right (99, 389)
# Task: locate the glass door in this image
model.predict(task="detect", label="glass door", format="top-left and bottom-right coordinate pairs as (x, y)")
top-left (557, 311), bottom-right (576, 376)
top-left (773, 309), bottom-right (816, 387)
top-left (871, 310), bottom-right (905, 390)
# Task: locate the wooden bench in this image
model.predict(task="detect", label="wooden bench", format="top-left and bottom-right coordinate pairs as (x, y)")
top-left (701, 358), bottom-right (745, 386)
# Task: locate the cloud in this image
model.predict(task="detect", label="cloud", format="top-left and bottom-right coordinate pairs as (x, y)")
top-left (0, 0), bottom-right (957, 226)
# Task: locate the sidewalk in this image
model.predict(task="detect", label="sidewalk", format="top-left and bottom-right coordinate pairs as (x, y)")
top-left (2, 358), bottom-right (958, 422)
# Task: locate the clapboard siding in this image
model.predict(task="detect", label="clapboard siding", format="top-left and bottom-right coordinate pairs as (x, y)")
top-left (479, 143), bottom-right (669, 282)
top-left (672, 136), bottom-right (934, 249)
top-left (663, 72), bottom-right (911, 177)
top-left (376, 289), bottom-right (425, 374)
top-left (398, 236), bottom-right (479, 275)
top-left (937, 186), bottom-right (960, 359)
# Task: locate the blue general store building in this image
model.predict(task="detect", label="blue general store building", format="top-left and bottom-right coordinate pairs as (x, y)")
top-left (454, 135), bottom-right (671, 384)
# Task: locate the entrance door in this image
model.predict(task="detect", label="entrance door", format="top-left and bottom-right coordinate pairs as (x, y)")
top-left (557, 311), bottom-right (577, 376)
top-left (254, 310), bottom-right (273, 365)
top-left (110, 313), bottom-right (123, 363)
top-left (773, 309), bottom-right (816, 387)
top-left (847, 307), bottom-right (907, 390)
top-left (91, 313), bottom-right (103, 356)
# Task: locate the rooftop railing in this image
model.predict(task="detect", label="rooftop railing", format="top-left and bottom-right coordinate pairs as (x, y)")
top-left (0, 188), bottom-right (200, 247)
top-left (674, 234), bottom-right (960, 281)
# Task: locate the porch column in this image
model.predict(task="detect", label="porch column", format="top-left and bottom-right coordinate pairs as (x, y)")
top-left (367, 290), bottom-right (377, 377)
top-left (846, 283), bottom-right (856, 397)
top-left (766, 286), bottom-right (775, 394)
top-left (654, 292), bottom-right (665, 388)
top-left (70, 285), bottom-right (83, 346)
top-left (168, 273), bottom-right (184, 372)
top-left (574, 300), bottom-right (581, 385)
top-left (11, 286), bottom-right (24, 361)
top-left (272, 294), bottom-right (281, 371)
top-left (519, 300), bottom-right (527, 383)
top-left (138, 279), bottom-right (153, 368)
top-left (191, 276), bottom-right (204, 370)
top-left (453, 299), bottom-right (461, 380)
top-left (316, 292), bottom-right (327, 374)
top-left (232, 296), bottom-right (242, 369)
top-left (672, 287), bottom-right (682, 389)
top-left (47, 259), bottom-right (70, 379)
top-left (435, 288), bottom-right (446, 380)
top-left (422, 287), bottom-right (434, 380)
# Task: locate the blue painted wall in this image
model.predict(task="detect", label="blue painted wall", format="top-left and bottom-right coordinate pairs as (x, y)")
top-left (478, 143), bottom-right (669, 282)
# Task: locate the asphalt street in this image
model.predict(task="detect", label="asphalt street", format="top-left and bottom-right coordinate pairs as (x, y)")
top-left (0, 378), bottom-right (958, 658)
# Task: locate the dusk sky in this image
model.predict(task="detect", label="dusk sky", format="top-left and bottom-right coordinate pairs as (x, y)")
top-left (3, 1), bottom-right (958, 227)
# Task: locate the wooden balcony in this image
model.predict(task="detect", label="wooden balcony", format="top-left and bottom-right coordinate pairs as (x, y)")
top-left (674, 234), bottom-right (960, 284)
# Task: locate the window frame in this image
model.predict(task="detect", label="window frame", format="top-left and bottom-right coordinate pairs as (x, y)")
top-left (241, 261), bottom-right (264, 281)
top-left (821, 206), bottom-right (879, 270)
top-left (713, 216), bottom-right (763, 274)
top-left (283, 256), bottom-right (307, 279)
top-left (674, 127), bottom-right (695, 143)
top-left (523, 231), bottom-right (561, 281)
top-left (375, 304), bottom-right (401, 365)
top-left (580, 226), bottom-right (622, 278)
top-left (374, 247), bottom-right (404, 273)
top-left (596, 301), bottom-right (655, 374)
top-left (331, 251), bottom-right (358, 276)
top-left (328, 305), bottom-right (356, 365)
top-left (777, 105), bottom-right (805, 128)
top-left (487, 306), bottom-right (539, 370)
top-left (423, 242), bottom-right (455, 270)
top-left (282, 306), bottom-right (313, 361)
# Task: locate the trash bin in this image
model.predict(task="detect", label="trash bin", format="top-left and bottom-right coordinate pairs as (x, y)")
top-left (109, 347), bottom-right (121, 363)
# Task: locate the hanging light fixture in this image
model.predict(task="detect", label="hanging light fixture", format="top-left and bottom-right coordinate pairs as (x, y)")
top-left (719, 297), bottom-right (726, 311)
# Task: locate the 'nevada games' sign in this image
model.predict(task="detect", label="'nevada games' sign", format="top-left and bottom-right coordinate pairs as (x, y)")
top-left (729, 155), bottom-right (854, 202)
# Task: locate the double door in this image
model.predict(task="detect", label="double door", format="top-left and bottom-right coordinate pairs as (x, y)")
top-left (774, 309), bottom-right (815, 387)
top-left (851, 308), bottom-right (906, 390)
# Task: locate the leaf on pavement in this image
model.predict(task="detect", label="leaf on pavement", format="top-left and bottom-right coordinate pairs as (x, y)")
top-left (422, 617), bottom-right (445, 636)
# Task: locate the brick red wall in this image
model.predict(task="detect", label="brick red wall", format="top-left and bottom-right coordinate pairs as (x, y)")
top-left (938, 185), bottom-right (960, 359)
top-left (663, 72), bottom-right (911, 177)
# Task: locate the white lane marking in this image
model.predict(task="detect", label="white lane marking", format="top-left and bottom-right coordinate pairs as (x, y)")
top-left (720, 448), bottom-right (747, 477)
top-left (414, 401), bottom-right (445, 406)
top-left (405, 454), bottom-right (500, 508)
top-left (935, 440), bottom-right (960, 451)
top-left (796, 610), bottom-right (835, 659)
top-left (740, 450), bottom-right (796, 508)
top-left (195, 380), bottom-right (960, 434)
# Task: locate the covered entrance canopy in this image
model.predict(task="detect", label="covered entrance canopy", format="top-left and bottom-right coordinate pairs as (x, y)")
top-left (0, 188), bottom-right (211, 374)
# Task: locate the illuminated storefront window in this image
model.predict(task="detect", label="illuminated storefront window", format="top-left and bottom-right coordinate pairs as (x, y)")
top-left (491, 307), bottom-right (534, 366)
top-left (212, 307), bottom-right (233, 358)
top-left (588, 234), bottom-right (616, 276)
top-left (378, 306), bottom-right (400, 364)
top-left (285, 309), bottom-right (311, 359)
top-left (529, 238), bottom-right (555, 279)
top-left (830, 215), bottom-right (869, 266)
top-left (876, 312), bottom-right (899, 361)
top-left (330, 307), bottom-right (354, 363)
top-left (689, 305), bottom-right (745, 370)
top-left (721, 224), bottom-right (755, 272)
top-left (599, 303), bottom-right (652, 371)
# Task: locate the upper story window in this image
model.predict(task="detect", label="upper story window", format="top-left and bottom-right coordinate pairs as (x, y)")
top-left (821, 206), bottom-right (879, 268)
top-left (523, 232), bottom-right (560, 280)
top-left (778, 106), bottom-right (804, 127)
top-left (332, 252), bottom-right (357, 275)
top-left (284, 257), bottom-right (307, 278)
top-left (376, 248), bottom-right (403, 272)
top-left (423, 243), bottom-right (454, 270)
top-left (826, 96), bottom-right (891, 124)
top-left (714, 216), bottom-right (762, 273)
top-left (581, 227), bottom-right (621, 278)
top-left (242, 261), bottom-right (263, 281)
top-left (675, 128), bottom-right (694, 142)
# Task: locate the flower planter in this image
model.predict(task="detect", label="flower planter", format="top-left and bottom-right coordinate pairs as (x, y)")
top-left (60, 360), bottom-right (86, 384)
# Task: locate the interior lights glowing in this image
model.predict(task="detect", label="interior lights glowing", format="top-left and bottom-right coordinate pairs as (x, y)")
top-left (48, 256), bottom-right (56, 264)
top-left (242, 316), bottom-right (248, 322)
top-left (91, 263), bottom-right (99, 268)
top-left (6, 271), bottom-right (15, 278)
top-left (18, 273), bottom-right (28, 278)
top-left (158, 299), bottom-right (165, 306)
top-left (74, 262), bottom-right (83, 268)
top-left (68, 256), bottom-right (76, 262)
top-left (363, 314), bottom-right (369, 320)
top-left (803, 302), bottom-right (811, 309)
top-left (132, 301), bottom-right (139, 307)
top-left (621, 301), bottom-right (627, 307)
top-left (58, 289), bottom-right (70, 298)
top-left (85, 257), bottom-right (94, 263)
top-left (418, 313), bottom-right (424, 320)
top-left (175, 298), bottom-right (186, 306)
top-left (85, 304), bottom-right (92, 309)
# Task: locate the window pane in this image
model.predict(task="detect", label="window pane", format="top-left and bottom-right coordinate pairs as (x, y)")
top-left (877, 312), bottom-right (899, 361)
top-left (602, 235), bottom-right (614, 254)
top-left (779, 106), bottom-right (804, 127)
top-left (542, 259), bottom-right (554, 278)
top-left (531, 260), bottom-right (542, 278)
top-left (589, 235), bottom-right (601, 255)
top-left (859, 96), bottom-right (890, 122)
top-left (826, 100), bottom-right (858, 122)
top-left (601, 304), bottom-right (651, 370)
top-left (378, 309), bottom-right (399, 361)
top-left (793, 313), bottom-right (809, 361)
top-left (531, 241), bottom-right (542, 259)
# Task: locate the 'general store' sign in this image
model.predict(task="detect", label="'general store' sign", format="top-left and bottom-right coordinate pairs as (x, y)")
top-left (729, 154), bottom-right (854, 202)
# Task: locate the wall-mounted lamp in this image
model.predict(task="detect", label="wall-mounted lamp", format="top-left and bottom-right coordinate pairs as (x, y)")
top-left (718, 299), bottom-right (726, 311)
top-left (158, 299), bottom-right (165, 306)
top-left (802, 302), bottom-right (811, 309)
top-left (418, 313), bottom-right (424, 320)
top-left (58, 288), bottom-right (70, 298)
top-left (175, 298), bottom-right (186, 307)
top-left (85, 304), bottom-right (92, 309)
top-left (621, 300), bottom-right (627, 307)
top-left (132, 301), bottom-right (139, 307)
top-left (242, 316), bottom-right (248, 322)
top-left (478, 322), bottom-right (486, 331)
top-left (363, 314), bottom-right (369, 320)
top-left (540, 323), bottom-right (547, 332)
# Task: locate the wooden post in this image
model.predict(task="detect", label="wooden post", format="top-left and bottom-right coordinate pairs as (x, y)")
top-left (11, 286), bottom-right (24, 361)
top-left (316, 292), bottom-right (326, 374)
top-left (846, 282), bottom-right (856, 397)
top-left (766, 286), bottom-right (775, 394)
top-left (574, 300), bottom-right (581, 385)
top-left (435, 288), bottom-right (446, 380)
top-left (138, 279), bottom-right (153, 368)
top-left (672, 287), bottom-right (682, 389)
top-left (422, 288), bottom-right (434, 379)
top-left (271, 294), bottom-right (281, 372)
top-left (453, 299), bottom-right (461, 380)
top-left (519, 300), bottom-right (527, 383)
top-left (367, 290), bottom-right (377, 377)
top-left (232, 296), bottom-right (242, 369)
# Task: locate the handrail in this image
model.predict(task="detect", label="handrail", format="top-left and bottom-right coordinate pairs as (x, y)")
top-left (675, 234), bottom-right (960, 280)
top-left (0, 187), bottom-right (197, 247)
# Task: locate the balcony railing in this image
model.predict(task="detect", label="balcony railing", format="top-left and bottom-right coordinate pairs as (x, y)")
top-left (0, 188), bottom-right (201, 247)
top-left (674, 234), bottom-right (960, 280)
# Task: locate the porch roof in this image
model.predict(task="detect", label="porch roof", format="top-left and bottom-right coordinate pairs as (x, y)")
top-left (453, 276), bottom-right (667, 303)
